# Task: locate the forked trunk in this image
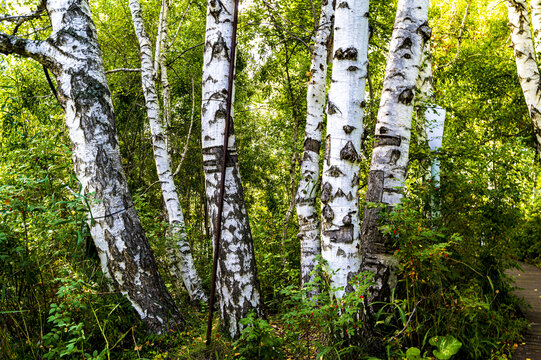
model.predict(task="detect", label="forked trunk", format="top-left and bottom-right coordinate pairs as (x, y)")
top-left (201, 0), bottom-right (262, 338)
top-left (296, 0), bottom-right (335, 292)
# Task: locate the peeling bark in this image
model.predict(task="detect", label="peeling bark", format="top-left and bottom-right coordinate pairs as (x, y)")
top-left (201, 0), bottom-right (262, 338)
top-left (129, 0), bottom-right (207, 303)
top-left (295, 0), bottom-right (335, 293)
top-left (507, 0), bottom-right (541, 158)
top-left (0, 0), bottom-right (183, 333)
top-left (361, 0), bottom-right (430, 306)
top-left (321, 0), bottom-right (369, 298)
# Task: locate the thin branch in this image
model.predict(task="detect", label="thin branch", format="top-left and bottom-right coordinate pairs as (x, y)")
top-left (173, 78), bottom-right (196, 177)
top-left (166, 42), bottom-right (204, 67)
top-left (168, 0), bottom-right (193, 49)
top-left (105, 68), bottom-right (142, 74)
top-left (441, 0), bottom-right (472, 68)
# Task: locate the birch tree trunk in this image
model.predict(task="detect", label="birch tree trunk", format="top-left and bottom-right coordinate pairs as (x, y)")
top-left (320, 0), bottom-right (369, 298)
top-left (128, 0), bottom-right (207, 303)
top-left (361, 0), bottom-right (430, 305)
top-left (507, 0), bottom-right (541, 158)
top-left (0, 0), bottom-right (182, 333)
top-left (295, 0), bottom-right (335, 292)
top-left (416, 41), bottom-right (446, 185)
top-left (201, 0), bottom-right (262, 338)
top-left (531, 0), bottom-right (541, 54)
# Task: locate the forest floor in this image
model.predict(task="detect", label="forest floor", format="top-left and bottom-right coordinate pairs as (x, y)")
top-left (508, 262), bottom-right (541, 360)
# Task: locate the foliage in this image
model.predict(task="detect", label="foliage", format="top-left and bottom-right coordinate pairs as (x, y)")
top-left (1, 0), bottom-right (540, 359)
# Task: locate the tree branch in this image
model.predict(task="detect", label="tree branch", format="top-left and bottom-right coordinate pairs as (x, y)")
top-left (105, 68), bottom-right (142, 74)
top-left (0, 32), bottom-right (54, 66)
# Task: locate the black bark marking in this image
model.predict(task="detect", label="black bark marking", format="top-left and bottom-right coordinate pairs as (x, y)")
top-left (202, 146), bottom-right (239, 173)
top-left (337, 248), bottom-right (346, 257)
top-left (346, 191), bottom-right (354, 201)
top-left (324, 224), bottom-right (354, 243)
top-left (398, 37), bottom-right (412, 50)
top-left (347, 65), bottom-right (360, 71)
top-left (380, 126), bottom-right (389, 134)
top-left (338, 1), bottom-right (350, 9)
top-left (398, 88), bottom-right (415, 105)
top-left (322, 205), bottom-right (334, 222)
top-left (360, 100), bottom-right (366, 108)
top-left (417, 22), bottom-right (432, 42)
top-left (209, 32), bottom-right (230, 63)
top-left (389, 149), bottom-right (401, 165)
top-left (365, 170), bottom-right (384, 202)
top-left (326, 165), bottom-right (345, 177)
top-left (335, 188), bottom-right (346, 198)
top-left (374, 135), bottom-right (401, 147)
top-left (304, 138), bottom-right (321, 153)
top-left (352, 172), bottom-right (359, 187)
top-left (209, 0), bottom-right (223, 23)
top-left (334, 47), bottom-right (358, 60)
top-left (343, 125), bottom-right (356, 134)
top-left (325, 135), bottom-right (331, 165)
top-left (340, 141), bottom-right (360, 162)
top-left (321, 182), bottom-right (333, 203)
top-left (342, 214), bottom-right (352, 225)
top-left (327, 101), bottom-right (340, 115)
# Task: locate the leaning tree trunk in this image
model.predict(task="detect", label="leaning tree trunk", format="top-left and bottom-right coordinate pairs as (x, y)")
top-left (128, 0), bottom-right (207, 303)
top-left (295, 0), bottom-right (335, 293)
top-left (507, 0), bottom-right (541, 158)
top-left (320, 0), bottom-right (369, 299)
top-left (201, 0), bottom-right (262, 338)
top-left (0, 0), bottom-right (182, 333)
top-left (361, 0), bottom-right (430, 306)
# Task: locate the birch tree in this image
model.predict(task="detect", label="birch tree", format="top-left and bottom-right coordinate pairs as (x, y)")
top-left (295, 0), bottom-right (335, 292)
top-left (0, 0), bottom-right (182, 333)
top-left (416, 41), bottom-right (446, 184)
top-left (320, 0), bottom-right (369, 298)
top-left (506, 0), bottom-right (541, 158)
top-left (128, 0), bottom-right (206, 302)
top-left (201, 0), bottom-right (262, 338)
top-left (361, 0), bottom-right (430, 305)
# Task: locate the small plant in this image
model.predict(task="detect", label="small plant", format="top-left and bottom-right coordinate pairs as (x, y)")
top-left (429, 335), bottom-right (462, 360)
top-left (232, 312), bottom-right (284, 360)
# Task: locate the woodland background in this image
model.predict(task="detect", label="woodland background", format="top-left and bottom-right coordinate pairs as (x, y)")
top-left (1, 0), bottom-right (541, 359)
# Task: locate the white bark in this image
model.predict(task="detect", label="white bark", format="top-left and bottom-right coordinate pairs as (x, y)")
top-left (158, 0), bottom-right (172, 128)
top-left (507, 0), bottom-right (541, 157)
top-left (295, 0), bottom-right (335, 292)
top-left (361, 0), bottom-right (430, 304)
top-left (320, 0), bottom-right (369, 298)
top-left (128, 0), bottom-right (207, 302)
top-left (531, 0), bottom-right (541, 54)
top-left (0, 0), bottom-right (183, 333)
top-left (201, 0), bottom-right (262, 338)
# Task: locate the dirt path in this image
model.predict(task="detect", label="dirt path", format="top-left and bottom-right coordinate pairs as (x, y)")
top-left (507, 262), bottom-right (541, 359)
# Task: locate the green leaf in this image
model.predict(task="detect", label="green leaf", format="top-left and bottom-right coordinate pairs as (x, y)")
top-left (405, 347), bottom-right (422, 360)
top-left (430, 335), bottom-right (462, 360)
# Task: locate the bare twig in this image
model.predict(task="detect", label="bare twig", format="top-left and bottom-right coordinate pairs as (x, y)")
top-left (173, 78), bottom-right (196, 177)
top-left (105, 68), bottom-right (141, 74)
top-left (169, 0), bottom-right (193, 49)
top-left (441, 0), bottom-right (472, 68)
